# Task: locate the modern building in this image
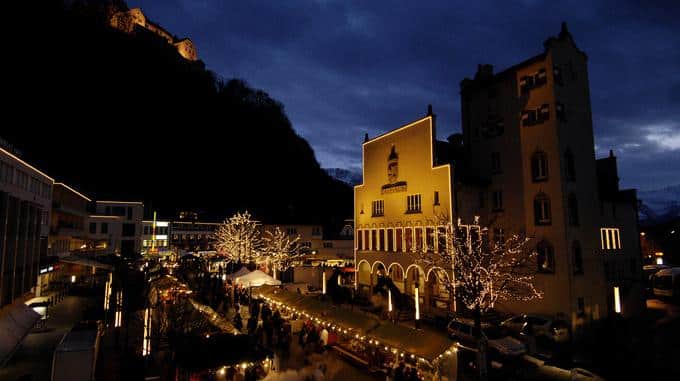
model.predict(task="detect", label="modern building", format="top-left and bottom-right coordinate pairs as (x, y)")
top-left (454, 23), bottom-right (642, 324)
top-left (87, 201), bottom-right (144, 257)
top-left (1, 146), bottom-right (53, 308)
top-left (354, 113), bottom-right (456, 317)
top-left (49, 183), bottom-right (91, 257)
top-left (142, 218), bottom-right (171, 254)
top-left (170, 221), bottom-right (219, 252)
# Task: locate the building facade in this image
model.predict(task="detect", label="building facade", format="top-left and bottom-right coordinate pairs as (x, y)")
top-left (354, 114), bottom-right (455, 317)
top-left (0, 146), bottom-right (53, 307)
top-left (87, 201), bottom-right (144, 257)
top-left (170, 221), bottom-right (219, 252)
top-left (454, 23), bottom-right (642, 323)
top-left (142, 218), bottom-right (170, 254)
top-left (49, 183), bottom-right (91, 257)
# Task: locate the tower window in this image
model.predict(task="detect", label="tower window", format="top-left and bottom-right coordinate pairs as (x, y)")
top-left (537, 241), bottom-right (555, 273)
top-left (573, 241), bottom-right (583, 275)
top-left (434, 191), bottom-right (440, 206)
top-left (492, 191), bottom-right (503, 211)
top-left (491, 152), bottom-right (502, 174)
top-left (534, 193), bottom-right (552, 225)
top-left (565, 148), bottom-right (576, 181)
top-left (568, 193), bottom-right (580, 226)
top-left (556, 102), bottom-right (566, 121)
top-left (531, 150), bottom-right (549, 182)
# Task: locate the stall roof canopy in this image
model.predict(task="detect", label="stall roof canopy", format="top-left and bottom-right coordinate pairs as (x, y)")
top-left (0, 300), bottom-right (41, 365)
top-left (257, 286), bottom-right (453, 361)
top-left (226, 266), bottom-right (250, 280)
top-left (235, 270), bottom-right (281, 287)
top-left (258, 286), bottom-right (381, 334)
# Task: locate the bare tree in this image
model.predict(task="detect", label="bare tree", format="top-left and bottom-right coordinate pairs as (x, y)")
top-left (262, 226), bottom-right (301, 279)
top-left (214, 211), bottom-right (263, 264)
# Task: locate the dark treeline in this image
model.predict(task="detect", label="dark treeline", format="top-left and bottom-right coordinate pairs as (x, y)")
top-left (5, 0), bottom-right (351, 228)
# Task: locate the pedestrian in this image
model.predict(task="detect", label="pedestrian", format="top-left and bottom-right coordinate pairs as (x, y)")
top-left (394, 361), bottom-right (406, 381)
top-left (247, 315), bottom-right (258, 335)
top-left (233, 312), bottom-right (243, 331)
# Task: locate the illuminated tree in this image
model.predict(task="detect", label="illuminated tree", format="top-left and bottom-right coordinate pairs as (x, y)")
top-left (214, 211), bottom-right (263, 264)
top-left (417, 216), bottom-right (542, 377)
top-left (262, 227), bottom-right (301, 279)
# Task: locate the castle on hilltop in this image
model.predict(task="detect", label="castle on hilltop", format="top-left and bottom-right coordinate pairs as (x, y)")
top-left (109, 7), bottom-right (197, 61)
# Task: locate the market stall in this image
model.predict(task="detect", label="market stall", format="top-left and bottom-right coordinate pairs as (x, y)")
top-left (256, 285), bottom-right (460, 380)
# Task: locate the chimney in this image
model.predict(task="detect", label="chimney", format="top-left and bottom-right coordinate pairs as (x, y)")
top-left (364, 133), bottom-right (369, 143)
top-left (427, 104), bottom-right (433, 116)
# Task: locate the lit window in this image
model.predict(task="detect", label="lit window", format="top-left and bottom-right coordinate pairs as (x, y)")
top-left (406, 194), bottom-right (422, 213)
top-left (537, 241), bottom-right (555, 273)
top-left (493, 227), bottom-right (505, 244)
top-left (372, 200), bottom-right (384, 217)
top-left (600, 228), bottom-right (621, 250)
top-left (533, 193), bottom-right (551, 225)
top-left (404, 228), bottom-right (413, 251)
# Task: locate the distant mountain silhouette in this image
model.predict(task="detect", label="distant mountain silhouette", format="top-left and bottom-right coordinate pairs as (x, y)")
top-left (324, 168), bottom-right (362, 186)
top-left (639, 184), bottom-right (680, 224)
top-left (4, 0), bottom-right (351, 227)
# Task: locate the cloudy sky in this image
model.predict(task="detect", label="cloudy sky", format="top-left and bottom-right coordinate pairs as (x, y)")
top-left (131, 0), bottom-right (679, 191)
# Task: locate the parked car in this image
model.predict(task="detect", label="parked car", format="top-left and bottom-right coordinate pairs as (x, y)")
top-left (643, 264), bottom-right (670, 297)
top-left (447, 318), bottom-right (526, 357)
top-left (652, 267), bottom-right (680, 300)
top-left (500, 314), bottom-right (570, 343)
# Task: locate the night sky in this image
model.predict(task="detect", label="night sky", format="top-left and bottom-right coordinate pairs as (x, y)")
top-left (130, 0), bottom-right (680, 191)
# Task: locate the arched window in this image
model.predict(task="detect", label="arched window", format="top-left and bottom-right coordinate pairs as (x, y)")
top-left (537, 241), bottom-right (555, 273)
top-left (533, 192), bottom-right (552, 225)
top-left (565, 148), bottom-right (576, 181)
top-left (568, 193), bottom-right (579, 226)
top-left (390, 265), bottom-right (404, 281)
top-left (531, 150), bottom-right (549, 182)
top-left (572, 241), bottom-right (583, 275)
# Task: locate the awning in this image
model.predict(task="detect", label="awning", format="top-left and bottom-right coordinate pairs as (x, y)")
top-left (0, 300), bottom-right (41, 365)
top-left (59, 256), bottom-right (113, 270)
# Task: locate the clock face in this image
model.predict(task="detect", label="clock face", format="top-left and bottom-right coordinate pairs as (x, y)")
top-left (388, 162), bottom-right (398, 183)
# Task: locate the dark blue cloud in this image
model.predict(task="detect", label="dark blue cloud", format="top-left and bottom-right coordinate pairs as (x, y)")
top-left (130, 0), bottom-right (680, 190)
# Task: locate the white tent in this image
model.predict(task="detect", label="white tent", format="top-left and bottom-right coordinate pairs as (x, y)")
top-left (226, 267), bottom-right (251, 281)
top-left (235, 270), bottom-right (281, 287)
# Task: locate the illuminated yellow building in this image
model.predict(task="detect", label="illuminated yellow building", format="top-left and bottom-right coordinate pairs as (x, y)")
top-left (354, 112), bottom-right (455, 317)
